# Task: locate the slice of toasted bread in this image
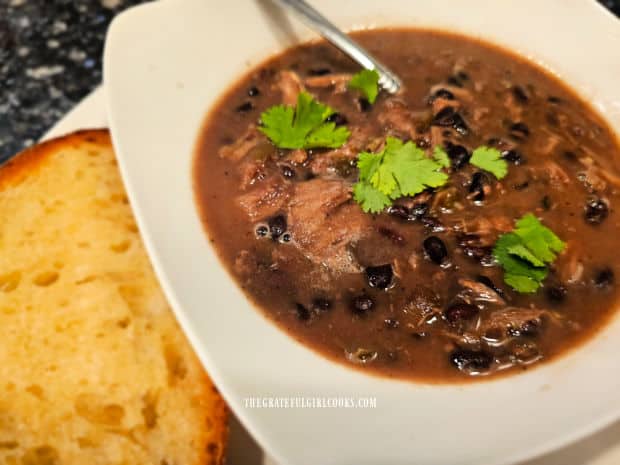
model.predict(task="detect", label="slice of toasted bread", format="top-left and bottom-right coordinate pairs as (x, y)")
top-left (0, 130), bottom-right (227, 465)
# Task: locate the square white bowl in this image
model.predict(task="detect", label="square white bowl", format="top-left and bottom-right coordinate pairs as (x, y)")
top-left (104, 1), bottom-right (620, 464)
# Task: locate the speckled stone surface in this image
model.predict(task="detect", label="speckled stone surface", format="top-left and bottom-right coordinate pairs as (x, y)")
top-left (0, 0), bottom-right (618, 163)
top-left (0, 0), bottom-right (151, 163)
top-left (601, 0), bottom-right (620, 15)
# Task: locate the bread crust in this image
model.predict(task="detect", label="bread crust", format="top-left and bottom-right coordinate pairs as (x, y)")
top-left (0, 129), bottom-right (110, 190)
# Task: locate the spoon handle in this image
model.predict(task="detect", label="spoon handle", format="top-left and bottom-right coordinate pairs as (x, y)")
top-left (273, 0), bottom-right (402, 94)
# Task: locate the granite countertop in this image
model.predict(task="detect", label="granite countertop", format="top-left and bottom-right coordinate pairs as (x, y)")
top-left (1, 0), bottom-right (619, 163)
top-left (0, 0), bottom-right (150, 163)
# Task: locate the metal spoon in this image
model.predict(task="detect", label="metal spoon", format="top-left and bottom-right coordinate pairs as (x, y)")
top-left (272, 0), bottom-right (402, 94)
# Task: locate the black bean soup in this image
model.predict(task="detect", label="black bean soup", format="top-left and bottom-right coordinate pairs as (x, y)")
top-left (194, 29), bottom-right (620, 382)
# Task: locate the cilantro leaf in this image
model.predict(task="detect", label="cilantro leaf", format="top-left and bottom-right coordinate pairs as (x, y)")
top-left (506, 243), bottom-right (545, 267)
top-left (395, 157), bottom-right (449, 196)
top-left (305, 123), bottom-right (350, 149)
top-left (512, 214), bottom-right (565, 263)
top-left (493, 214), bottom-right (565, 293)
top-left (470, 146), bottom-right (508, 179)
top-left (353, 137), bottom-right (449, 212)
top-left (433, 146), bottom-right (451, 168)
top-left (357, 151), bottom-right (383, 181)
top-left (504, 273), bottom-right (543, 294)
top-left (348, 69), bottom-right (380, 104)
top-left (259, 105), bottom-right (297, 147)
top-left (259, 92), bottom-right (350, 149)
top-left (494, 233), bottom-right (548, 280)
top-left (353, 181), bottom-right (391, 213)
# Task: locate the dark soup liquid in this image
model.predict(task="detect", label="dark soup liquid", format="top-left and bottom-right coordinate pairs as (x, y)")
top-left (194, 29), bottom-right (620, 382)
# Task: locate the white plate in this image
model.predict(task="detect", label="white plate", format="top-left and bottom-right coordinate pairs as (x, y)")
top-left (40, 87), bottom-right (620, 465)
top-left (102, 1), bottom-right (620, 464)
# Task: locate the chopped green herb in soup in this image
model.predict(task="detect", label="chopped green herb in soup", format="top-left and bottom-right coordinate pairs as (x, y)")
top-left (194, 29), bottom-right (620, 382)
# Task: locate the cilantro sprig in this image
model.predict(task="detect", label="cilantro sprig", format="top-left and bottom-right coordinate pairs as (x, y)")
top-left (470, 146), bottom-right (508, 179)
top-left (493, 214), bottom-right (566, 293)
top-left (353, 137), bottom-right (450, 213)
top-left (348, 69), bottom-right (380, 104)
top-left (259, 92), bottom-right (350, 149)
top-left (433, 146), bottom-right (451, 168)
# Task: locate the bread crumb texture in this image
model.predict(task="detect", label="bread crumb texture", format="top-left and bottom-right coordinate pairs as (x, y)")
top-left (0, 130), bottom-right (227, 465)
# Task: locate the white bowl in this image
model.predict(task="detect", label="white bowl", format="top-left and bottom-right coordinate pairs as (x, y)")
top-left (103, 1), bottom-right (620, 464)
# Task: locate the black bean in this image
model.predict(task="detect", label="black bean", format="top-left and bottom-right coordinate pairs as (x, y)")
top-left (450, 349), bottom-right (493, 373)
top-left (429, 88), bottom-right (455, 104)
top-left (458, 236), bottom-right (494, 264)
top-left (446, 75), bottom-right (463, 87)
top-left (546, 285), bottom-right (567, 303)
top-left (594, 267), bottom-right (614, 288)
top-left (452, 114), bottom-right (469, 135)
top-left (507, 320), bottom-right (540, 337)
top-left (326, 112), bottom-right (348, 126)
top-left (308, 67), bottom-right (331, 76)
top-left (444, 303), bottom-right (479, 325)
top-left (511, 122), bottom-right (530, 135)
top-left (378, 227), bottom-right (406, 246)
top-left (421, 216), bottom-right (445, 232)
top-left (476, 275), bottom-right (504, 297)
top-left (366, 264), bottom-right (394, 290)
top-left (268, 215), bottom-right (287, 239)
top-left (358, 98), bottom-right (372, 112)
top-left (281, 165), bottom-right (296, 179)
top-left (247, 86), bottom-right (260, 97)
top-left (541, 195), bottom-right (552, 211)
top-left (236, 101), bottom-right (254, 112)
top-left (255, 225), bottom-right (269, 238)
top-left (432, 107), bottom-right (458, 127)
top-left (432, 107), bottom-right (469, 135)
top-left (295, 303), bottom-right (311, 321)
top-left (416, 136), bottom-right (432, 149)
top-left (312, 298), bottom-right (332, 312)
top-left (469, 171), bottom-right (491, 202)
top-left (351, 294), bottom-right (375, 316)
top-left (458, 234), bottom-right (482, 247)
top-left (563, 150), bottom-right (578, 162)
top-left (384, 318), bottom-right (400, 329)
top-left (509, 122), bottom-right (530, 141)
top-left (446, 144), bottom-right (470, 169)
top-left (584, 198), bottom-right (609, 225)
top-left (423, 236), bottom-right (448, 264)
top-left (502, 149), bottom-right (525, 165)
top-left (462, 246), bottom-right (493, 263)
top-left (411, 332), bottom-right (428, 340)
top-left (457, 71), bottom-right (469, 81)
top-left (548, 96), bottom-right (562, 104)
top-left (435, 88), bottom-right (455, 99)
top-left (511, 85), bottom-right (529, 103)
top-left (411, 202), bottom-right (430, 219)
top-left (387, 204), bottom-right (411, 221)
